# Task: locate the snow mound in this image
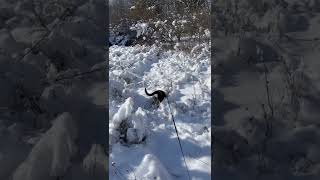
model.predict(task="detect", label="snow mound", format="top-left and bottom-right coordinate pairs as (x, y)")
top-left (83, 144), bottom-right (107, 177)
top-left (109, 44), bottom-right (211, 179)
top-left (109, 97), bottom-right (134, 145)
top-left (111, 97), bottom-right (134, 128)
top-left (13, 112), bottom-right (78, 180)
top-left (134, 154), bottom-right (173, 180)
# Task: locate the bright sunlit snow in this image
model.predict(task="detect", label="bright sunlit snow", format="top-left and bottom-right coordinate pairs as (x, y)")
top-left (109, 44), bottom-right (211, 180)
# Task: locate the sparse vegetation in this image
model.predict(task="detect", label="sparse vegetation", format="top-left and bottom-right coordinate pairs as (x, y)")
top-left (109, 0), bottom-right (210, 49)
top-left (213, 0), bottom-right (320, 179)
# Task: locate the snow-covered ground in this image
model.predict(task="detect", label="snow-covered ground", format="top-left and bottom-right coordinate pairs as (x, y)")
top-left (212, 1), bottom-right (320, 179)
top-left (109, 44), bottom-right (211, 180)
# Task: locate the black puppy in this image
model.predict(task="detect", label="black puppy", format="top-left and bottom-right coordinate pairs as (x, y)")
top-left (145, 88), bottom-right (167, 106)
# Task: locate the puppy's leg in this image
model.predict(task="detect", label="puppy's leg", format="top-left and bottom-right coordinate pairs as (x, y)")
top-left (152, 97), bottom-right (160, 109)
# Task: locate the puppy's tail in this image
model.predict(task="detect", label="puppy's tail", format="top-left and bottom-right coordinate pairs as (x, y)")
top-left (145, 88), bottom-right (156, 96)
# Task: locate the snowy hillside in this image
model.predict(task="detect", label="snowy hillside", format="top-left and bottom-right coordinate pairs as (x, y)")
top-left (213, 0), bottom-right (320, 179)
top-left (109, 44), bottom-right (211, 180)
top-left (0, 0), bottom-right (108, 179)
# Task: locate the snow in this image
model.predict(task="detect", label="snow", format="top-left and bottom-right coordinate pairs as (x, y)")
top-left (130, 22), bottom-right (149, 38)
top-left (134, 154), bottom-right (173, 180)
top-left (13, 112), bottom-right (78, 180)
top-left (147, 6), bottom-right (156, 10)
top-left (111, 97), bottom-right (134, 127)
top-left (212, 0), bottom-right (320, 178)
top-left (109, 43), bottom-right (211, 180)
top-left (0, 0), bottom-right (108, 179)
top-left (83, 144), bottom-right (108, 176)
top-left (0, 29), bottom-right (25, 55)
top-left (130, 6), bottom-right (136, 10)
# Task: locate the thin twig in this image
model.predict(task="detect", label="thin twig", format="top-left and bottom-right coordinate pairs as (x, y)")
top-left (111, 162), bottom-right (128, 180)
top-left (53, 66), bottom-right (106, 82)
top-left (263, 62), bottom-right (274, 120)
top-left (18, 4), bottom-right (77, 62)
